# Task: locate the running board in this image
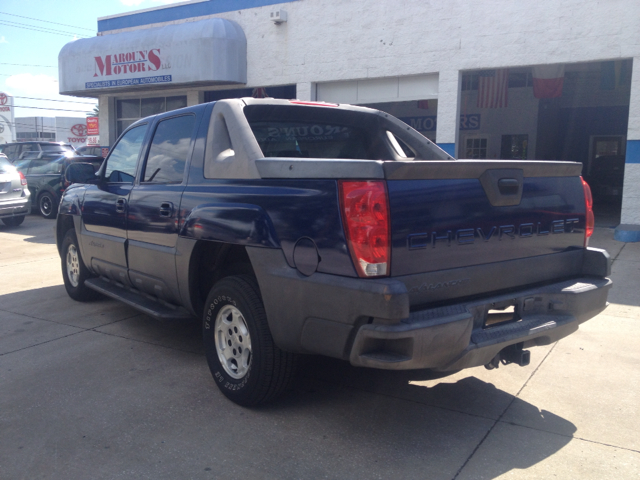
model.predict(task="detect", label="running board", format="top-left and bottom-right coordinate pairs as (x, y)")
top-left (85, 277), bottom-right (194, 321)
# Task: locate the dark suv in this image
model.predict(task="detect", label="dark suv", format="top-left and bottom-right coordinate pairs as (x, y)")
top-left (0, 142), bottom-right (76, 163)
top-left (14, 154), bottom-right (103, 219)
top-left (76, 145), bottom-right (109, 159)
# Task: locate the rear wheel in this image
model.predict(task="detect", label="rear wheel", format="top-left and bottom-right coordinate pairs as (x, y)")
top-left (203, 275), bottom-right (298, 406)
top-left (61, 229), bottom-right (99, 301)
top-left (1, 215), bottom-right (25, 227)
top-left (38, 192), bottom-right (58, 219)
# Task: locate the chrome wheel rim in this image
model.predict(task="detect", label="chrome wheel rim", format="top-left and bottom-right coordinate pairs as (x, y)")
top-left (214, 305), bottom-right (252, 379)
top-left (40, 195), bottom-right (52, 216)
top-left (66, 244), bottom-right (80, 287)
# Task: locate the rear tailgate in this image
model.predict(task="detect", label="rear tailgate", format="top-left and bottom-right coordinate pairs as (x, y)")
top-left (385, 160), bottom-right (588, 301)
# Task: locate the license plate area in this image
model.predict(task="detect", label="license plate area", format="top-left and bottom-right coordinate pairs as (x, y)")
top-left (484, 300), bottom-right (521, 328)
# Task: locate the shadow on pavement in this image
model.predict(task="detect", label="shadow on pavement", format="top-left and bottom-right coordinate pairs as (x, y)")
top-left (0, 283), bottom-right (577, 479)
top-left (0, 214), bottom-right (56, 245)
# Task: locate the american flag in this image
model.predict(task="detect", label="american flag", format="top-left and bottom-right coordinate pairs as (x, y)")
top-left (477, 69), bottom-right (509, 108)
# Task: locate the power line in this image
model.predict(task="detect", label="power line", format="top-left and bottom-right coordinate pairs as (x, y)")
top-left (0, 62), bottom-right (57, 68)
top-left (14, 96), bottom-right (97, 105)
top-left (1, 121), bottom-right (97, 133)
top-left (12, 105), bottom-right (95, 113)
top-left (0, 19), bottom-right (88, 38)
top-left (0, 11), bottom-right (95, 32)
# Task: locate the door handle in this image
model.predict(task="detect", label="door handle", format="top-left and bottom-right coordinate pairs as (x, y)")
top-left (115, 197), bottom-right (127, 213)
top-left (159, 201), bottom-right (174, 217)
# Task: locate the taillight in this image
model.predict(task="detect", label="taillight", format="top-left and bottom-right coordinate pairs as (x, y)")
top-left (19, 171), bottom-right (27, 186)
top-left (581, 177), bottom-right (594, 246)
top-left (339, 180), bottom-right (390, 277)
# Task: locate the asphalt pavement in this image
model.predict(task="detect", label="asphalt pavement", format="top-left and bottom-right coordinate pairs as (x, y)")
top-left (0, 215), bottom-right (638, 479)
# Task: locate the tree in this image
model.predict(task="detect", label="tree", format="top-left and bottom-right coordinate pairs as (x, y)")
top-left (86, 105), bottom-right (99, 117)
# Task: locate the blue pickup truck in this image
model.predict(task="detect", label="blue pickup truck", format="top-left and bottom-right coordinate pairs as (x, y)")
top-left (56, 98), bottom-right (611, 406)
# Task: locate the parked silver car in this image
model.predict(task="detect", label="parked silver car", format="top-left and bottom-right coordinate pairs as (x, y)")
top-left (0, 153), bottom-right (31, 227)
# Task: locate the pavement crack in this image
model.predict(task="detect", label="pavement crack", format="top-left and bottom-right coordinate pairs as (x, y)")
top-left (0, 330), bottom-right (87, 357)
top-left (498, 419), bottom-right (640, 454)
top-left (87, 328), bottom-right (203, 356)
top-left (0, 307), bottom-right (141, 330)
top-left (611, 242), bottom-right (626, 266)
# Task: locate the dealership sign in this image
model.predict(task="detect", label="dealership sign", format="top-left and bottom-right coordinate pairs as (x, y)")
top-left (0, 92), bottom-right (15, 143)
top-left (58, 18), bottom-right (247, 96)
top-left (86, 117), bottom-right (99, 135)
top-left (56, 117), bottom-right (90, 147)
top-left (400, 114), bottom-right (481, 133)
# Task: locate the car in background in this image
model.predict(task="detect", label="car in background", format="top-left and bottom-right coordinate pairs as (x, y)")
top-left (0, 142), bottom-right (76, 163)
top-left (76, 145), bottom-right (109, 159)
top-left (14, 154), bottom-right (103, 219)
top-left (0, 153), bottom-right (31, 227)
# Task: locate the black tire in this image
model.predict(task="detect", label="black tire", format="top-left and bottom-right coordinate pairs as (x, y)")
top-left (203, 275), bottom-right (298, 406)
top-left (61, 229), bottom-right (99, 301)
top-left (1, 215), bottom-right (25, 227)
top-left (38, 191), bottom-right (58, 219)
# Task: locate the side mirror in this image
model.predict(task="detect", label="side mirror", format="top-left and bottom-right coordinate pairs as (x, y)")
top-left (65, 162), bottom-right (98, 186)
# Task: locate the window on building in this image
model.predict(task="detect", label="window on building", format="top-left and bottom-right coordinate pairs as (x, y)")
top-left (116, 96), bottom-right (187, 137)
top-left (507, 72), bottom-right (533, 88)
top-left (500, 134), bottom-right (528, 160)
top-left (461, 74), bottom-right (479, 91)
top-left (464, 137), bottom-right (488, 159)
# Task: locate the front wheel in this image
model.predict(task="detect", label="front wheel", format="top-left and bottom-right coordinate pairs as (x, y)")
top-left (203, 275), bottom-right (298, 406)
top-left (39, 192), bottom-right (58, 219)
top-left (1, 215), bottom-right (25, 227)
top-left (61, 230), bottom-right (99, 301)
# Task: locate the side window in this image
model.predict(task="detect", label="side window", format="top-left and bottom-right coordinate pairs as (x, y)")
top-left (18, 144), bottom-right (39, 160)
top-left (142, 115), bottom-right (195, 183)
top-left (104, 124), bottom-right (148, 183)
top-left (4, 144), bottom-right (19, 161)
top-left (28, 159), bottom-right (59, 174)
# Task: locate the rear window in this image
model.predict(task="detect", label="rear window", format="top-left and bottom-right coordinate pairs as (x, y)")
top-left (244, 105), bottom-right (391, 160)
top-left (41, 144), bottom-right (73, 152)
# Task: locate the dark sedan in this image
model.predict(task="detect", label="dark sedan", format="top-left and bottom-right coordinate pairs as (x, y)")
top-left (14, 155), bottom-right (103, 219)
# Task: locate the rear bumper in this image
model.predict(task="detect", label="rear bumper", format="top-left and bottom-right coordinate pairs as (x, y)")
top-left (0, 197), bottom-right (30, 218)
top-left (348, 277), bottom-right (611, 370)
top-left (248, 247), bottom-right (611, 370)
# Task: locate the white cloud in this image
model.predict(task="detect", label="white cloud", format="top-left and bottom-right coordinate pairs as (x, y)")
top-left (0, 36), bottom-right (8, 44)
top-left (6, 73), bottom-right (59, 96)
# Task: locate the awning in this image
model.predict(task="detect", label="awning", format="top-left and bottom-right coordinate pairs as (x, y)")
top-left (58, 18), bottom-right (247, 96)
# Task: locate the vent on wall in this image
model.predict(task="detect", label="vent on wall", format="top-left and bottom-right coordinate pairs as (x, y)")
top-left (270, 10), bottom-right (287, 24)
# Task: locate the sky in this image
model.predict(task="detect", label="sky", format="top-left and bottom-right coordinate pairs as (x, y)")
top-left (0, 0), bottom-right (183, 120)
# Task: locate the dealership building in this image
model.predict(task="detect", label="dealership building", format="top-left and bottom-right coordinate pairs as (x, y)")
top-left (58, 0), bottom-right (640, 240)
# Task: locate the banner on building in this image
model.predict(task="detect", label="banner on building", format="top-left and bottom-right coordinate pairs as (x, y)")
top-left (532, 64), bottom-right (565, 99)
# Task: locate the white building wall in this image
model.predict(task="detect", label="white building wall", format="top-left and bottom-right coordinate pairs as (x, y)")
top-left (101, 0), bottom-right (640, 150)
top-left (97, 0), bottom-right (640, 235)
